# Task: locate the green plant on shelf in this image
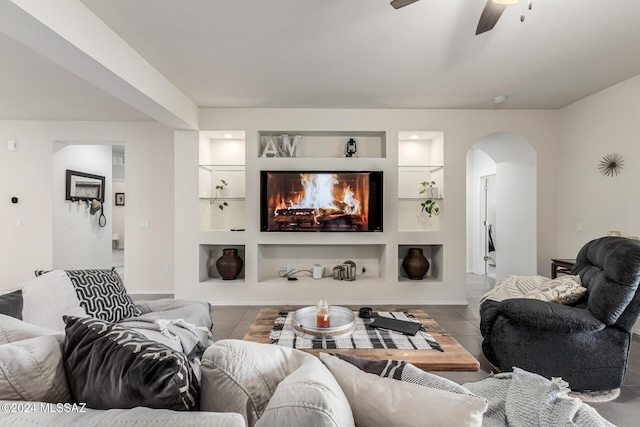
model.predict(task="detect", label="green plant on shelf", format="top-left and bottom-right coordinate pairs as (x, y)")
top-left (211, 179), bottom-right (229, 211)
top-left (419, 180), bottom-right (440, 218)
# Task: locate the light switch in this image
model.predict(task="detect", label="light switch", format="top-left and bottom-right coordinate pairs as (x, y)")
top-left (15, 219), bottom-right (22, 228)
top-left (576, 222), bottom-right (583, 232)
top-left (7, 140), bottom-right (16, 152)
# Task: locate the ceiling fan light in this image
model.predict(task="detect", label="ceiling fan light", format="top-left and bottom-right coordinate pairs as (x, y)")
top-left (493, 0), bottom-right (518, 4)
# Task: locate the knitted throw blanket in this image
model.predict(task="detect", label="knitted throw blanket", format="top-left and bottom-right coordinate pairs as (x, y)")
top-left (480, 275), bottom-right (549, 304)
top-left (463, 368), bottom-right (615, 427)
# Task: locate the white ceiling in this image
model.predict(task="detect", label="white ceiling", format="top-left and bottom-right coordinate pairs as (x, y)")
top-left (2, 0), bottom-right (640, 122)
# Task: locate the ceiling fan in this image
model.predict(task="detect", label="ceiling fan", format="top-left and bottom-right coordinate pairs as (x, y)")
top-left (390, 0), bottom-right (532, 35)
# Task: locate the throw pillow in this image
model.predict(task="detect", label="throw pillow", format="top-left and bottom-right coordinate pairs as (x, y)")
top-left (255, 357), bottom-right (355, 427)
top-left (0, 334), bottom-right (73, 403)
top-left (524, 275), bottom-right (587, 305)
top-left (8, 270), bottom-right (87, 332)
top-left (0, 289), bottom-right (23, 320)
top-left (36, 269), bottom-right (140, 322)
top-left (63, 316), bottom-right (199, 411)
top-left (200, 339), bottom-right (354, 427)
top-left (0, 313), bottom-right (60, 345)
top-left (328, 352), bottom-right (475, 395)
top-left (319, 353), bottom-right (487, 427)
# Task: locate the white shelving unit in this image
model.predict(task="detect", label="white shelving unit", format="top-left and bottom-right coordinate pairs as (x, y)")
top-left (196, 129), bottom-right (446, 290)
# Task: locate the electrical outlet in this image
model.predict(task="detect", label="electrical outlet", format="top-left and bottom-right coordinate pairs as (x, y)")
top-left (163, 264), bottom-right (170, 273)
top-left (283, 264), bottom-right (296, 273)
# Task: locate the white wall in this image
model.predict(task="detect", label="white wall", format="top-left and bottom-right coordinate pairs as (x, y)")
top-left (53, 143), bottom-right (112, 269)
top-left (173, 108), bottom-right (560, 305)
top-left (0, 121), bottom-right (174, 293)
top-left (558, 74), bottom-right (640, 334)
top-left (558, 74), bottom-right (640, 254)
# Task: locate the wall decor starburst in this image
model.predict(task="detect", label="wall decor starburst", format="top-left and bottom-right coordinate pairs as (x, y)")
top-left (598, 153), bottom-right (625, 177)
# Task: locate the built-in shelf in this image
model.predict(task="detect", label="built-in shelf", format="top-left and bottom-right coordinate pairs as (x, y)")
top-left (193, 129), bottom-right (449, 301)
top-left (257, 243), bottom-right (385, 283)
top-left (397, 165), bottom-right (444, 173)
top-left (199, 133), bottom-right (246, 231)
top-left (398, 244), bottom-right (443, 282)
top-left (258, 131), bottom-right (386, 159)
top-left (199, 164), bottom-right (245, 172)
top-left (199, 244), bottom-right (246, 283)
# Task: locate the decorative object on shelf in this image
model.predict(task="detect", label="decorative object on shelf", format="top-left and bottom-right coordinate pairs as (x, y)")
top-left (316, 300), bottom-right (330, 328)
top-left (213, 248), bottom-right (243, 280)
top-left (260, 134), bottom-right (301, 157)
top-left (115, 192), bottom-right (125, 206)
top-left (211, 179), bottom-right (229, 211)
top-left (419, 181), bottom-right (440, 218)
top-left (345, 138), bottom-right (357, 157)
top-left (598, 153), bottom-right (624, 177)
top-left (332, 260), bottom-right (357, 281)
top-left (607, 230), bottom-right (622, 237)
top-left (402, 247), bottom-right (430, 280)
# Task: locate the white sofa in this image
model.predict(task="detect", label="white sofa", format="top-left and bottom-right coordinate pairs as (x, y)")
top-left (1, 271), bottom-right (616, 427)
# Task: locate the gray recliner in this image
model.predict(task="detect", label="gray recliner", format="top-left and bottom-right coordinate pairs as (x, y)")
top-left (480, 236), bottom-right (640, 391)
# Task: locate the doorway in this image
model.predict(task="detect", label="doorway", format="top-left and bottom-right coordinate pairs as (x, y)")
top-left (466, 132), bottom-right (537, 281)
top-left (482, 174), bottom-right (496, 276)
top-left (112, 145), bottom-right (125, 282)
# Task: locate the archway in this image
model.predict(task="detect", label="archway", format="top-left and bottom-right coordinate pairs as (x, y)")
top-left (466, 132), bottom-right (537, 280)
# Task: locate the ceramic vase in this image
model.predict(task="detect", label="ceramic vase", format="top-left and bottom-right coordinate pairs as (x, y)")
top-left (402, 247), bottom-right (430, 280)
top-left (213, 248), bottom-right (243, 280)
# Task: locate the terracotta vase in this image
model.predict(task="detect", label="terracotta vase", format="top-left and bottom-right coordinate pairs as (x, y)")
top-left (213, 248), bottom-right (243, 280)
top-left (402, 248), bottom-right (430, 280)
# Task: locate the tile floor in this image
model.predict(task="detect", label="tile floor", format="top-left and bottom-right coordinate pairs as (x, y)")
top-left (135, 274), bottom-right (639, 426)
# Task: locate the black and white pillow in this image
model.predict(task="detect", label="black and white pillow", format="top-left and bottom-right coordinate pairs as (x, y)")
top-left (36, 269), bottom-right (140, 323)
top-left (63, 316), bottom-right (199, 411)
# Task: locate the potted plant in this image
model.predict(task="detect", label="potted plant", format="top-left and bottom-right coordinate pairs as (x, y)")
top-left (211, 179), bottom-right (229, 211)
top-left (419, 180), bottom-right (439, 218)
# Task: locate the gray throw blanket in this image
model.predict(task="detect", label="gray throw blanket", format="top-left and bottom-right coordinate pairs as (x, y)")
top-left (463, 368), bottom-right (615, 427)
top-left (119, 299), bottom-right (212, 360)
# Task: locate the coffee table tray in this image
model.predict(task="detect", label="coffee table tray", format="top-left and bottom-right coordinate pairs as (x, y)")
top-left (291, 306), bottom-right (356, 340)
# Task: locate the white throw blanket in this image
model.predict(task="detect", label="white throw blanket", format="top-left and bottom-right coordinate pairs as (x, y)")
top-left (480, 275), bottom-right (549, 304)
top-left (463, 368), bottom-right (615, 427)
top-left (119, 299), bottom-right (212, 360)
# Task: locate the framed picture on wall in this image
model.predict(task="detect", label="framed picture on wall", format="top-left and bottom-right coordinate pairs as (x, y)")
top-left (115, 193), bottom-right (125, 206)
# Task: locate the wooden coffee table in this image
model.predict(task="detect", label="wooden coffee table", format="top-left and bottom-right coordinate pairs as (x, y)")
top-left (243, 308), bottom-right (479, 372)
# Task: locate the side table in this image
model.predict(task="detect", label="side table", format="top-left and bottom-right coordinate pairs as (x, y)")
top-left (551, 258), bottom-right (576, 279)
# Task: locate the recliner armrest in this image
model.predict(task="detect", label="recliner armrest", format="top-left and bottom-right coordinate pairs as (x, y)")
top-left (498, 299), bottom-right (606, 332)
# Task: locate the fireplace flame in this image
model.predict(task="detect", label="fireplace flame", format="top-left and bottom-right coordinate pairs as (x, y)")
top-left (272, 174), bottom-right (361, 215)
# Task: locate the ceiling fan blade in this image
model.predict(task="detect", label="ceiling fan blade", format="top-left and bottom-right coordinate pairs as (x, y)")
top-left (391, 0), bottom-right (420, 9)
top-left (476, 0), bottom-right (507, 35)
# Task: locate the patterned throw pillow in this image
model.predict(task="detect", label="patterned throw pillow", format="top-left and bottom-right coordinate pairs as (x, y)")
top-left (63, 316), bottom-right (199, 411)
top-left (35, 269), bottom-right (140, 322)
top-left (524, 275), bottom-right (587, 305)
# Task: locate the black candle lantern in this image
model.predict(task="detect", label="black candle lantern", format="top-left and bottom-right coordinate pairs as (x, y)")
top-left (345, 138), bottom-right (357, 157)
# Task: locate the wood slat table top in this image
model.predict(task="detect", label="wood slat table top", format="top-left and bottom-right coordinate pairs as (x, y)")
top-left (243, 307), bottom-right (479, 372)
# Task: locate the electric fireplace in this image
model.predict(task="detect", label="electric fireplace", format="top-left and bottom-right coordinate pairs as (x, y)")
top-left (260, 171), bottom-right (383, 232)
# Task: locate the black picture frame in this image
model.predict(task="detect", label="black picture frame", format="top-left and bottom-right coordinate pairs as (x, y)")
top-left (115, 193), bottom-right (125, 206)
top-left (65, 169), bottom-right (106, 202)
